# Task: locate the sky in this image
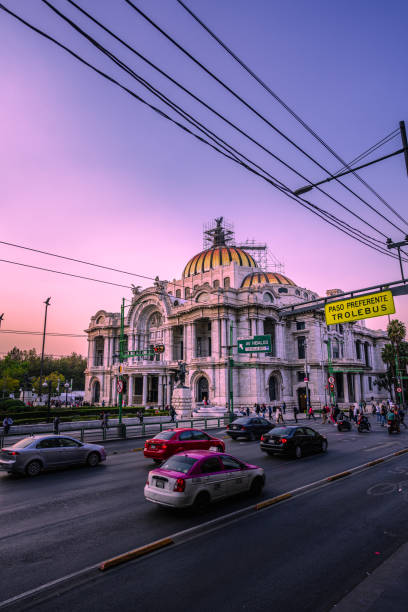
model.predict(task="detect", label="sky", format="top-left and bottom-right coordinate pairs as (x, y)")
top-left (1, 0), bottom-right (408, 358)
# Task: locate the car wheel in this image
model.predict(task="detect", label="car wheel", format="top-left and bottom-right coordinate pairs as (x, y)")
top-left (337, 426), bottom-right (342, 432)
top-left (153, 459), bottom-right (162, 465)
top-left (26, 460), bottom-right (42, 477)
top-left (193, 491), bottom-right (211, 513)
top-left (294, 445), bottom-right (302, 459)
top-left (216, 445), bottom-right (223, 452)
top-left (87, 452), bottom-right (100, 467)
top-left (249, 477), bottom-right (264, 497)
top-left (267, 451), bottom-right (274, 456)
top-left (249, 432), bottom-right (256, 441)
top-left (321, 440), bottom-right (328, 453)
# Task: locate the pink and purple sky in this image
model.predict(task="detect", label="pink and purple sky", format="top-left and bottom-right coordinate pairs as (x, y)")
top-left (1, 0), bottom-right (408, 357)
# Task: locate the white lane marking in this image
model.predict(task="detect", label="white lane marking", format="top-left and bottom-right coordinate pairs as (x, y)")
top-left (363, 442), bottom-right (396, 452)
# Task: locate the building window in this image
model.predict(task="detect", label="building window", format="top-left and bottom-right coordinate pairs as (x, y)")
top-left (268, 376), bottom-right (278, 401)
top-left (303, 292), bottom-right (308, 299)
top-left (213, 279), bottom-right (219, 288)
top-left (297, 371), bottom-right (305, 383)
top-left (278, 287), bottom-right (288, 294)
top-left (263, 318), bottom-right (276, 356)
top-left (295, 289), bottom-right (301, 296)
top-left (296, 321), bottom-right (305, 331)
top-left (185, 287), bottom-right (190, 298)
top-left (176, 289), bottom-right (181, 298)
top-left (94, 337), bottom-right (104, 366)
top-left (297, 336), bottom-right (306, 359)
top-left (356, 341), bottom-right (361, 360)
top-left (224, 277), bottom-right (230, 288)
top-left (364, 342), bottom-right (370, 366)
top-left (195, 319), bottom-right (212, 357)
top-left (338, 324), bottom-right (344, 334)
top-left (332, 341), bottom-right (340, 359)
top-left (368, 376), bottom-right (372, 390)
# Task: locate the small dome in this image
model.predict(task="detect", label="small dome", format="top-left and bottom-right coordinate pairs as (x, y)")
top-left (183, 246), bottom-right (257, 278)
top-left (241, 272), bottom-right (296, 288)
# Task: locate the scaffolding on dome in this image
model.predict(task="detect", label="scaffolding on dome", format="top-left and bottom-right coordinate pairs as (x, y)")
top-left (202, 218), bottom-right (284, 273)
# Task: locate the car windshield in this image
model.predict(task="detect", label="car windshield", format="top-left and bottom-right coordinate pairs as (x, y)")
top-left (160, 456), bottom-right (198, 474)
top-left (12, 438), bottom-right (34, 449)
top-left (271, 427), bottom-right (294, 436)
top-left (152, 431), bottom-right (175, 440)
top-left (233, 418), bottom-right (250, 424)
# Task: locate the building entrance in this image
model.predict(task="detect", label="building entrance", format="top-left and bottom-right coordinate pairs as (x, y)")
top-left (197, 376), bottom-right (209, 402)
top-left (297, 387), bottom-right (307, 412)
top-left (147, 376), bottom-right (158, 403)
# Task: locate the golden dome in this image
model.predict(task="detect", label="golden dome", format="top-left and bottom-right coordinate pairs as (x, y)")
top-left (183, 246), bottom-right (257, 278)
top-left (241, 272), bottom-right (296, 288)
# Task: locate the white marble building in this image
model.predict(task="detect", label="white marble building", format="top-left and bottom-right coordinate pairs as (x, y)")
top-left (84, 220), bottom-right (388, 410)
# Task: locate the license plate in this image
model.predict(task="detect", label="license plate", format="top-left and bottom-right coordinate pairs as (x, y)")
top-left (150, 444), bottom-right (157, 449)
top-left (155, 480), bottom-right (164, 489)
top-left (209, 446), bottom-right (218, 451)
top-left (232, 425), bottom-right (237, 429)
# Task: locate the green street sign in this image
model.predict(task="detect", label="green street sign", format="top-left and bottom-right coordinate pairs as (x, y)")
top-left (237, 335), bottom-right (272, 354)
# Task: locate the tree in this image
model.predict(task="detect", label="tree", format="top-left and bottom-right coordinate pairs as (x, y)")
top-left (32, 372), bottom-right (65, 396)
top-left (384, 319), bottom-right (408, 403)
top-left (387, 319), bottom-right (406, 346)
top-left (0, 374), bottom-right (20, 398)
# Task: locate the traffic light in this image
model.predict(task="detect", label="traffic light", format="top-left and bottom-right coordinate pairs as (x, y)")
top-left (329, 384), bottom-right (334, 391)
top-left (154, 344), bottom-right (165, 354)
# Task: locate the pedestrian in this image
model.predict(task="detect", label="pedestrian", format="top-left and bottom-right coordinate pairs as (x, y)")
top-left (255, 403), bottom-right (260, 415)
top-left (293, 405), bottom-right (298, 423)
top-left (348, 406), bottom-right (353, 421)
top-left (399, 407), bottom-right (407, 429)
top-left (268, 405), bottom-right (272, 420)
top-left (307, 405), bottom-right (316, 420)
top-left (375, 403), bottom-right (381, 423)
top-left (53, 415), bottom-right (60, 435)
top-left (275, 406), bottom-right (284, 424)
top-left (282, 401), bottom-right (286, 415)
top-left (170, 405), bottom-right (176, 422)
top-left (102, 400), bottom-right (105, 408)
top-left (380, 404), bottom-right (387, 427)
top-left (353, 404), bottom-right (359, 423)
top-left (321, 405), bottom-right (328, 425)
top-left (2, 415), bottom-right (13, 435)
top-left (139, 409), bottom-right (144, 424)
top-left (261, 404), bottom-right (266, 417)
top-left (103, 412), bottom-right (109, 428)
top-left (334, 404), bottom-right (340, 423)
top-left (246, 406), bottom-right (250, 416)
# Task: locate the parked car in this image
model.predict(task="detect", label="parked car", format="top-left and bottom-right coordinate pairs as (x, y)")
top-left (144, 450), bottom-right (265, 510)
top-left (337, 414), bottom-right (352, 432)
top-left (0, 435), bottom-right (106, 476)
top-left (144, 428), bottom-right (225, 463)
top-left (260, 426), bottom-right (328, 458)
top-left (226, 417), bottom-right (274, 440)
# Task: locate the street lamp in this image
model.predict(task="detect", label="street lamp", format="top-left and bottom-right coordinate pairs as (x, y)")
top-left (39, 297), bottom-right (51, 401)
top-left (43, 380), bottom-right (52, 423)
top-left (64, 382), bottom-right (69, 407)
top-left (19, 387), bottom-right (23, 403)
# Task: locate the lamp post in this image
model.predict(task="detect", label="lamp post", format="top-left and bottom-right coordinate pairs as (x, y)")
top-left (19, 387), bottom-right (23, 404)
top-left (43, 380), bottom-right (52, 423)
top-left (64, 382), bottom-right (69, 407)
top-left (39, 297), bottom-right (51, 402)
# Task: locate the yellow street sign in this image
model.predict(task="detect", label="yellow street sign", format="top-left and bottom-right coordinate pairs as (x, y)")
top-left (325, 290), bottom-right (395, 325)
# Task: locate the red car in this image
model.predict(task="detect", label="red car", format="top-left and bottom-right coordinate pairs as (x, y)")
top-left (144, 428), bottom-right (225, 463)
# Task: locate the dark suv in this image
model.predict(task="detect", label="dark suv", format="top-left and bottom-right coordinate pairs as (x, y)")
top-left (227, 417), bottom-right (274, 441)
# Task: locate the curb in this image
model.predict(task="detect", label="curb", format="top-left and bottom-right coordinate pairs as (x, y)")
top-left (99, 537), bottom-right (173, 571)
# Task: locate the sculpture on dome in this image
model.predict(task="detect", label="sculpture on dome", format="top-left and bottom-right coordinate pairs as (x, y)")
top-left (131, 284), bottom-right (142, 296)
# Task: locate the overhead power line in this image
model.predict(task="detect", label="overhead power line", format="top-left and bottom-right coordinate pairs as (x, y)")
top-left (176, 0), bottom-right (408, 230)
top-left (2, 3), bottom-right (406, 267)
top-left (0, 329), bottom-right (87, 337)
top-left (125, 0), bottom-right (407, 237)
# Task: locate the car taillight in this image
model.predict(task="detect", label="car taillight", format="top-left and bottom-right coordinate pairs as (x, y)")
top-left (280, 438), bottom-right (287, 444)
top-left (226, 424), bottom-right (230, 429)
top-left (241, 426), bottom-right (246, 430)
top-left (260, 435), bottom-right (264, 441)
top-left (9, 451), bottom-right (19, 456)
top-left (161, 444), bottom-right (167, 449)
top-left (146, 479), bottom-right (149, 485)
top-left (174, 478), bottom-right (185, 492)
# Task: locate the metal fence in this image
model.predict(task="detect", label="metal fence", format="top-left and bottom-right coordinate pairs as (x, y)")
top-left (0, 416), bottom-right (229, 448)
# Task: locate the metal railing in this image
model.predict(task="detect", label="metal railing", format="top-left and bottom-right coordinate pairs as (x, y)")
top-left (0, 416), bottom-right (229, 447)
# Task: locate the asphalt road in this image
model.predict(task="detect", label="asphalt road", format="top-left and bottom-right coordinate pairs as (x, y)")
top-left (1, 419), bottom-right (407, 608)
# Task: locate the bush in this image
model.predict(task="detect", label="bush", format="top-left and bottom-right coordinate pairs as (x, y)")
top-left (0, 398), bottom-right (26, 411)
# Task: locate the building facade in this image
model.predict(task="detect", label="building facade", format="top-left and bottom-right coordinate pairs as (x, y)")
top-left (84, 220), bottom-right (388, 410)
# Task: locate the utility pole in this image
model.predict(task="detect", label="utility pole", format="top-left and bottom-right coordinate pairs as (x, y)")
top-left (39, 298), bottom-right (51, 402)
top-left (304, 339), bottom-right (310, 409)
top-left (325, 338), bottom-right (336, 406)
top-left (228, 322), bottom-right (234, 421)
top-left (118, 297), bottom-right (125, 424)
top-left (400, 120), bottom-right (408, 176)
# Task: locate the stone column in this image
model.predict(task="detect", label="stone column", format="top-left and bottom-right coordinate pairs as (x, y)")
top-left (186, 323), bottom-right (194, 361)
top-left (275, 323), bottom-right (285, 359)
top-left (128, 375), bottom-right (134, 406)
top-left (343, 373), bottom-right (349, 403)
top-left (158, 375), bottom-right (163, 408)
top-left (211, 319), bottom-right (220, 359)
top-left (113, 376), bottom-right (118, 406)
top-left (354, 374), bottom-right (361, 403)
top-left (166, 375), bottom-right (172, 404)
top-left (183, 325), bottom-right (188, 361)
top-left (142, 374), bottom-right (148, 405)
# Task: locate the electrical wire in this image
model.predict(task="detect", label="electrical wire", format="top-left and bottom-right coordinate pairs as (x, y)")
top-left (1, 2), bottom-right (405, 267)
top-left (333, 130), bottom-right (399, 176)
top-left (62, 0), bottom-right (391, 247)
top-left (176, 0), bottom-right (408, 230)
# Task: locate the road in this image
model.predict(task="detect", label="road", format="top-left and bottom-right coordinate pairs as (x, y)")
top-left (1, 419), bottom-right (407, 609)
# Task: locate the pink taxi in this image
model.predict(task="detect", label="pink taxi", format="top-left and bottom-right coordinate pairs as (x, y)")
top-left (144, 450), bottom-right (265, 511)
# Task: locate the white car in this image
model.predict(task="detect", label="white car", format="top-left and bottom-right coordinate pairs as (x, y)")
top-left (144, 450), bottom-right (265, 511)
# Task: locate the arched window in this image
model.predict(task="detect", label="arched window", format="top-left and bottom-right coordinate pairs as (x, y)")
top-left (195, 319), bottom-right (212, 357)
top-left (94, 337), bottom-right (104, 366)
top-left (147, 312), bottom-right (163, 360)
top-left (263, 292), bottom-right (274, 304)
top-left (96, 315), bottom-right (105, 325)
top-left (92, 380), bottom-right (100, 404)
top-left (263, 318), bottom-right (276, 356)
top-left (176, 289), bottom-right (181, 298)
top-left (295, 289), bottom-right (301, 296)
top-left (213, 279), bottom-right (220, 288)
top-left (224, 277), bottom-right (230, 288)
top-left (197, 376), bottom-right (209, 402)
top-left (185, 287), bottom-right (190, 298)
top-left (278, 287), bottom-right (288, 294)
top-left (303, 292), bottom-right (308, 299)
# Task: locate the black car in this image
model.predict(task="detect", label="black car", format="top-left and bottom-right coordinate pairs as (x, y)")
top-left (337, 414), bottom-right (352, 432)
top-left (227, 417), bottom-right (274, 441)
top-left (260, 426), bottom-right (328, 458)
